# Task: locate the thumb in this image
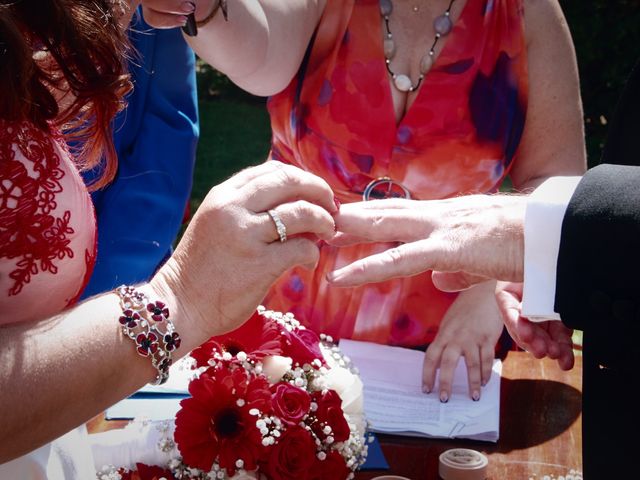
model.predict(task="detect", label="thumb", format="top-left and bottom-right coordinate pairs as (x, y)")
top-left (431, 271), bottom-right (489, 292)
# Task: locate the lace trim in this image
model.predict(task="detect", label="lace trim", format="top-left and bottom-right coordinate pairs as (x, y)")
top-left (0, 120), bottom-right (77, 296)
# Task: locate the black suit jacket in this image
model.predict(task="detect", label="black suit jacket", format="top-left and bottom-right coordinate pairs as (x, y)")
top-left (555, 64), bottom-right (640, 479)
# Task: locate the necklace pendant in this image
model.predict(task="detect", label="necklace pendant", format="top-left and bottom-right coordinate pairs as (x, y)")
top-left (434, 14), bottom-right (453, 36)
top-left (380, 0), bottom-right (393, 16)
top-left (393, 74), bottom-right (413, 92)
top-left (384, 38), bottom-right (396, 58)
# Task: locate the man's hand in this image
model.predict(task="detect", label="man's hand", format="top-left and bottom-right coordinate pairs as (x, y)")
top-left (327, 195), bottom-right (527, 289)
top-left (496, 282), bottom-right (574, 370)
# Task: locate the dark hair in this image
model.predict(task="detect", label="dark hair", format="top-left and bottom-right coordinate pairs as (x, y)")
top-left (0, 0), bottom-right (132, 189)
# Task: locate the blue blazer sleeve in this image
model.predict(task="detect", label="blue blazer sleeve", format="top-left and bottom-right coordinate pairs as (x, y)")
top-left (82, 14), bottom-right (199, 298)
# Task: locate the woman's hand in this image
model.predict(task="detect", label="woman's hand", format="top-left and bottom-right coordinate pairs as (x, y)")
top-left (151, 161), bottom-right (337, 344)
top-left (422, 281), bottom-right (503, 402)
top-left (496, 282), bottom-right (574, 371)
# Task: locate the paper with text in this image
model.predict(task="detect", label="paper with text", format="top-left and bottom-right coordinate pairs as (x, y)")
top-left (339, 339), bottom-right (501, 442)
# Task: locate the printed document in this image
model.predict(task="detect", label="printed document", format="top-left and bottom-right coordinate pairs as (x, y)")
top-left (339, 339), bottom-right (501, 442)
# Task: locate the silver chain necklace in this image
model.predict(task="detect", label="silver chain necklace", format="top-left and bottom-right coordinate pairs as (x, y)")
top-left (380, 0), bottom-right (457, 92)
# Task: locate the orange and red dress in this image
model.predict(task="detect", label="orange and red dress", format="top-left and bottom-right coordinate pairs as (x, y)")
top-left (265, 0), bottom-right (528, 347)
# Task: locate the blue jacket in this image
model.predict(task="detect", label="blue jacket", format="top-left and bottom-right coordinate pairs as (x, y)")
top-left (82, 15), bottom-right (199, 298)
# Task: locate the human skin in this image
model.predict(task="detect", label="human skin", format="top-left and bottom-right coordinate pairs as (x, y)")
top-left (0, 161), bottom-right (337, 462)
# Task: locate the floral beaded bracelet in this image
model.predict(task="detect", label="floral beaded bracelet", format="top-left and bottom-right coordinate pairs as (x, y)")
top-left (116, 285), bottom-right (181, 385)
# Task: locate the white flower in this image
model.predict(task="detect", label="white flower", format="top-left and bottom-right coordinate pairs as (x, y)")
top-left (262, 355), bottom-right (292, 384)
top-left (321, 344), bottom-right (366, 438)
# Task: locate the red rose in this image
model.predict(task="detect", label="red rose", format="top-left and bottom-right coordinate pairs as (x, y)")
top-left (260, 425), bottom-right (316, 480)
top-left (281, 328), bottom-right (324, 366)
top-left (271, 383), bottom-right (311, 426)
top-left (310, 451), bottom-right (351, 480)
top-left (312, 390), bottom-right (350, 443)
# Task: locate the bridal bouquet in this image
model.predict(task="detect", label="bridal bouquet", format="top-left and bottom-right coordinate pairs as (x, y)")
top-left (109, 307), bottom-right (368, 480)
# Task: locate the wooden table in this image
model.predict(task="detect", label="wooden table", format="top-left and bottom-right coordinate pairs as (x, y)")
top-left (355, 351), bottom-right (583, 479)
top-left (88, 351), bottom-right (582, 480)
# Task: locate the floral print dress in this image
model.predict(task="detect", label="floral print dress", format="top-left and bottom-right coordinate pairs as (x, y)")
top-left (264, 0), bottom-right (528, 347)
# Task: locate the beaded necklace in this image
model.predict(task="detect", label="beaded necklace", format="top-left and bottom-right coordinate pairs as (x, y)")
top-left (380, 0), bottom-right (457, 92)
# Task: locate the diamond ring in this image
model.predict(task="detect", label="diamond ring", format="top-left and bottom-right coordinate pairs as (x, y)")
top-left (267, 209), bottom-right (287, 243)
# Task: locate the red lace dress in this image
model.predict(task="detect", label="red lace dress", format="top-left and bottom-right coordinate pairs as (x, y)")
top-left (0, 119), bottom-right (96, 325)
top-left (265, 0), bottom-right (528, 346)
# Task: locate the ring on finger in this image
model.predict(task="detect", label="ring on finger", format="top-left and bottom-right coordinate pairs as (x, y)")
top-left (267, 209), bottom-right (287, 243)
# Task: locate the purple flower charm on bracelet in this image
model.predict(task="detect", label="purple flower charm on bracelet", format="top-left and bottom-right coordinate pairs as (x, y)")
top-left (147, 301), bottom-right (170, 322)
top-left (116, 285), bottom-right (181, 385)
top-left (164, 332), bottom-right (182, 352)
top-left (136, 332), bottom-right (159, 357)
top-left (119, 309), bottom-right (140, 328)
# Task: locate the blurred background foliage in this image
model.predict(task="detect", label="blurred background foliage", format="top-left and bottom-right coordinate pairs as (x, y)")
top-left (561, 0), bottom-right (640, 167)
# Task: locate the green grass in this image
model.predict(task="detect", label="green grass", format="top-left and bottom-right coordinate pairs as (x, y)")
top-left (191, 98), bottom-right (272, 212)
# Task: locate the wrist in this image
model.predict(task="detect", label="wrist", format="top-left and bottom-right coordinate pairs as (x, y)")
top-left (147, 260), bottom-right (211, 353)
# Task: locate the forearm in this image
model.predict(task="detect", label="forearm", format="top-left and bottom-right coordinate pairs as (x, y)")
top-left (188, 0), bottom-right (325, 96)
top-left (0, 278), bottom-right (204, 463)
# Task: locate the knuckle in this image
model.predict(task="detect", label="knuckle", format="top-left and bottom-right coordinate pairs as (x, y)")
top-left (383, 247), bottom-right (404, 267)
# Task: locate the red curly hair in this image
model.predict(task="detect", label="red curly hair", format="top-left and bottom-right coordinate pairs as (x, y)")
top-left (0, 0), bottom-right (132, 189)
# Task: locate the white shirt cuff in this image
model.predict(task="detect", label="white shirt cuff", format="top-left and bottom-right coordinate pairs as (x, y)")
top-left (521, 176), bottom-right (581, 322)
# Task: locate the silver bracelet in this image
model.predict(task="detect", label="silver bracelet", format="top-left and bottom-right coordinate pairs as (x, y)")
top-left (116, 285), bottom-right (181, 385)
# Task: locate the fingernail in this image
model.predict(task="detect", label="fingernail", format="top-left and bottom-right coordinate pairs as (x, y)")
top-left (333, 197), bottom-right (341, 212)
top-left (326, 271), bottom-right (337, 283)
top-left (472, 390), bottom-right (480, 402)
top-left (422, 385), bottom-right (431, 394)
top-left (182, 13), bottom-right (197, 36)
top-left (439, 391), bottom-right (449, 403)
top-left (181, 1), bottom-right (196, 13)
top-left (178, 15), bottom-right (189, 25)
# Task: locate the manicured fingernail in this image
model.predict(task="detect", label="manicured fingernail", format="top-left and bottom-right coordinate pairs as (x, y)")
top-left (182, 13), bottom-right (197, 36)
top-left (181, 1), bottom-right (196, 13)
top-left (472, 390), bottom-right (480, 402)
top-left (440, 392), bottom-right (449, 403)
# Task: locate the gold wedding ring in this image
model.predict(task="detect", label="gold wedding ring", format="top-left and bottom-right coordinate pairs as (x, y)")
top-left (267, 209), bottom-right (287, 243)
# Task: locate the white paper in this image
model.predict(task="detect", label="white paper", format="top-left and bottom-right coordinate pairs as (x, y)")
top-left (106, 398), bottom-right (184, 421)
top-left (339, 339), bottom-right (501, 442)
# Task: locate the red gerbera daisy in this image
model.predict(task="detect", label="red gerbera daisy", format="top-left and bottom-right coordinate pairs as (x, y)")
top-left (174, 367), bottom-right (272, 475)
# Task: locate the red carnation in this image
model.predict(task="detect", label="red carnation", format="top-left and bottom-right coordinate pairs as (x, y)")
top-left (174, 368), bottom-right (271, 475)
top-left (271, 383), bottom-right (311, 426)
top-left (281, 328), bottom-right (324, 366)
top-left (310, 451), bottom-right (351, 480)
top-left (311, 390), bottom-right (350, 443)
top-left (260, 425), bottom-right (316, 480)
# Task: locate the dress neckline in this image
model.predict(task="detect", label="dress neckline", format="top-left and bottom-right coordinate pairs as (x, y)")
top-left (371, 0), bottom-right (473, 129)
